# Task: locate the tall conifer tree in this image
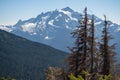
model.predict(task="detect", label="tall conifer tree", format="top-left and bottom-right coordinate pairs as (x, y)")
top-left (67, 8), bottom-right (89, 79)
top-left (89, 15), bottom-right (95, 73)
top-left (101, 15), bottom-right (110, 75)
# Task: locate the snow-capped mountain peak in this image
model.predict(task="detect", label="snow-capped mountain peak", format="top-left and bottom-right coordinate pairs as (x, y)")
top-left (61, 6), bottom-right (74, 12)
top-left (0, 7), bottom-right (120, 61)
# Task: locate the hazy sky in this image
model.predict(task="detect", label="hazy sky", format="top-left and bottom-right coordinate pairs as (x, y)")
top-left (0, 0), bottom-right (120, 25)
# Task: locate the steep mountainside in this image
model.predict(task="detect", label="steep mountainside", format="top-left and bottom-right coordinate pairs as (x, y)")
top-left (0, 30), bottom-right (68, 80)
top-left (0, 7), bottom-right (120, 61)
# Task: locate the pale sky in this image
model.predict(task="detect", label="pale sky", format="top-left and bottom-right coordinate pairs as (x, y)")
top-left (0, 0), bottom-right (120, 25)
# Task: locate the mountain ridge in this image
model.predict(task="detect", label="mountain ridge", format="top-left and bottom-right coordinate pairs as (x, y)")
top-left (0, 29), bottom-right (68, 80)
top-left (0, 7), bottom-right (120, 61)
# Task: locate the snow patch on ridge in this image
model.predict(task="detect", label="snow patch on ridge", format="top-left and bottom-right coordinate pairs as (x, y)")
top-left (55, 14), bottom-right (62, 21)
top-left (95, 21), bottom-right (102, 25)
top-left (0, 25), bottom-right (13, 32)
top-left (48, 20), bottom-right (54, 26)
top-left (58, 9), bottom-right (77, 21)
top-left (22, 23), bottom-right (36, 33)
top-left (44, 36), bottom-right (53, 40)
top-left (65, 19), bottom-right (69, 22)
top-left (117, 26), bottom-right (120, 31)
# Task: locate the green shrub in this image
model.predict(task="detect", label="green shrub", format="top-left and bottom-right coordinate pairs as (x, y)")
top-left (68, 71), bottom-right (112, 80)
top-left (99, 74), bottom-right (112, 80)
top-left (0, 77), bottom-right (16, 80)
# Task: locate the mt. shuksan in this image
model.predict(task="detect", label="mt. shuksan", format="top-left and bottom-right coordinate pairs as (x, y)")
top-left (0, 7), bottom-right (120, 59)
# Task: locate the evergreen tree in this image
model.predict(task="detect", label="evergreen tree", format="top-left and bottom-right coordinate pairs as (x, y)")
top-left (87, 15), bottom-right (99, 80)
top-left (100, 15), bottom-right (110, 75)
top-left (67, 8), bottom-right (89, 79)
top-left (89, 15), bottom-right (95, 73)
